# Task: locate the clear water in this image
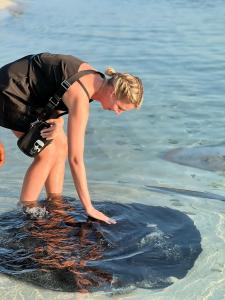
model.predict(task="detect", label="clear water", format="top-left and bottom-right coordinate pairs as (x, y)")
top-left (0, 0), bottom-right (225, 299)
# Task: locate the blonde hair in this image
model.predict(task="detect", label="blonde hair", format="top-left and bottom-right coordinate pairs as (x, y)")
top-left (104, 67), bottom-right (144, 108)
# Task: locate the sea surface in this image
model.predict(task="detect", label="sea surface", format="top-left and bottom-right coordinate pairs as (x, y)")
top-left (0, 0), bottom-right (225, 299)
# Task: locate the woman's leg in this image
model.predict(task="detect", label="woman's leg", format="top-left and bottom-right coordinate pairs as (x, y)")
top-left (13, 129), bottom-right (67, 203)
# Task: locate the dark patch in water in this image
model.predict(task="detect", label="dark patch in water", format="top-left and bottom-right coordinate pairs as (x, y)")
top-left (163, 145), bottom-right (225, 172)
top-left (0, 197), bottom-right (201, 293)
top-left (145, 185), bottom-right (225, 202)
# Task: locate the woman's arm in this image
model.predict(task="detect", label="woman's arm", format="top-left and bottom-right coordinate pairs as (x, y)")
top-left (63, 86), bottom-right (116, 224)
top-left (67, 98), bottom-right (92, 210)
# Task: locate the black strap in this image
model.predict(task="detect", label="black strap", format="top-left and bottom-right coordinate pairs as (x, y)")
top-left (77, 79), bottom-right (91, 99)
top-left (56, 70), bottom-right (104, 100)
top-left (38, 70), bottom-right (105, 120)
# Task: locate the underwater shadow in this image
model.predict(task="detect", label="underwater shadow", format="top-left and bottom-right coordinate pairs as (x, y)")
top-left (163, 144), bottom-right (225, 172)
top-left (0, 196), bottom-right (202, 293)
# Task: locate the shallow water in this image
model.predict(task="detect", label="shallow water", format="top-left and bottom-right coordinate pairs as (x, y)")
top-left (0, 196), bottom-right (201, 293)
top-left (0, 0), bottom-right (225, 299)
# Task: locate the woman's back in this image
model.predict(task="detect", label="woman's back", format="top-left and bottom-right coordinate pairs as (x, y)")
top-left (0, 53), bottom-right (84, 108)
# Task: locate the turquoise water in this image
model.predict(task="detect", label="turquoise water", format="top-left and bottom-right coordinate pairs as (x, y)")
top-left (0, 0), bottom-right (225, 299)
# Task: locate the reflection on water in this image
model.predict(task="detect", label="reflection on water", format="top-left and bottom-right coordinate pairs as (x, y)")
top-left (0, 196), bottom-right (201, 293)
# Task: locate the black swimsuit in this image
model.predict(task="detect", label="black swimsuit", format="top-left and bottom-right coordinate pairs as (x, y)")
top-left (0, 53), bottom-right (103, 132)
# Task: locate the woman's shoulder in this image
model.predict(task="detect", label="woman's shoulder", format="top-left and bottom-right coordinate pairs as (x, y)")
top-left (78, 62), bottom-right (97, 72)
top-left (63, 62), bottom-right (103, 106)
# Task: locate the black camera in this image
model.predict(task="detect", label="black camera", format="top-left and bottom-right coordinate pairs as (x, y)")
top-left (17, 120), bottom-right (52, 157)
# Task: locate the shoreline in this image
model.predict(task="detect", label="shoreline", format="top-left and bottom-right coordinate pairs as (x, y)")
top-left (0, 0), bottom-right (14, 10)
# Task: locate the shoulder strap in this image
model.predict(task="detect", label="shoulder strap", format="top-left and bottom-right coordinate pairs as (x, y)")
top-left (38, 70), bottom-right (105, 120)
top-left (56, 69), bottom-right (105, 99)
top-left (77, 79), bottom-right (91, 100)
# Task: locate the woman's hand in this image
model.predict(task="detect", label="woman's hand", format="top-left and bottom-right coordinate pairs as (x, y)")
top-left (86, 206), bottom-right (117, 224)
top-left (41, 118), bottom-right (64, 140)
top-left (0, 142), bottom-right (5, 167)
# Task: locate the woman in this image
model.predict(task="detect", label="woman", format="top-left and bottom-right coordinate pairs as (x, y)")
top-left (0, 53), bottom-right (143, 224)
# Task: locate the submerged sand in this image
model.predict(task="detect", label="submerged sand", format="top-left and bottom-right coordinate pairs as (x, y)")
top-left (0, 0), bottom-right (13, 10)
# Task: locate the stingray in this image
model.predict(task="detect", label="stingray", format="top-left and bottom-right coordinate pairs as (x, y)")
top-left (0, 196), bottom-right (201, 293)
top-left (163, 144), bottom-right (225, 172)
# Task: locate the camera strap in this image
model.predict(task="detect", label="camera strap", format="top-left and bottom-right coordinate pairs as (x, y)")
top-left (37, 69), bottom-right (105, 121)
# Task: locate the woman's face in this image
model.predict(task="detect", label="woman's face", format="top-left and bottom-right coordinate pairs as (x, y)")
top-left (103, 92), bottom-right (136, 115)
top-left (111, 100), bottom-right (136, 115)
